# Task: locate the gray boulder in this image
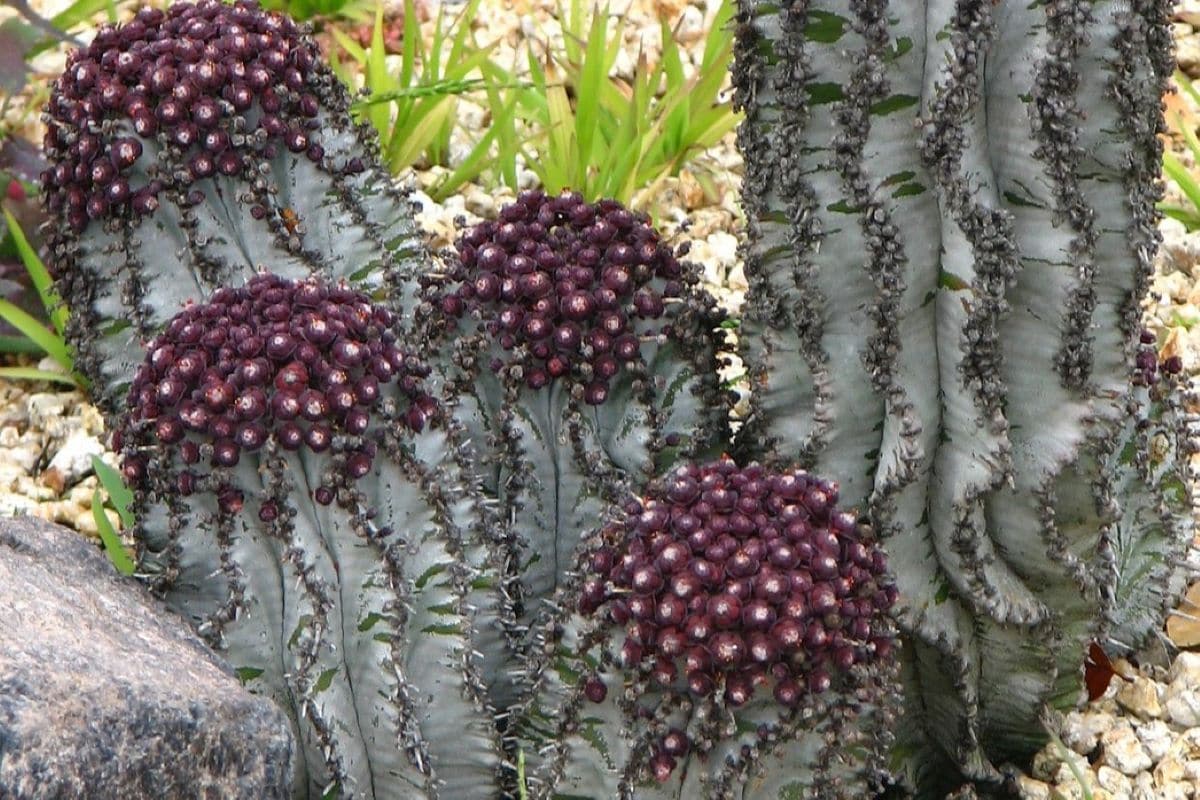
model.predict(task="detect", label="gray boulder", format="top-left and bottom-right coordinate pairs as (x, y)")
top-left (0, 516), bottom-right (294, 799)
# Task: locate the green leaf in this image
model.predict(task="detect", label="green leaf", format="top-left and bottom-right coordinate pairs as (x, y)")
top-left (804, 11), bottom-right (848, 43)
top-left (91, 455), bottom-right (134, 528)
top-left (934, 580), bottom-right (951, 605)
top-left (315, 667), bottom-right (339, 692)
top-left (892, 182), bottom-right (927, 198)
top-left (386, 96), bottom-right (457, 173)
top-left (92, 487), bottom-right (135, 576)
top-left (0, 366), bottom-right (77, 385)
top-left (806, 82), bottom-right (844, 105)
top-left (572, 5), bottom-right (609, 178)
top-left (235, 666), bottom-right (265, 684)
top-left (870, 94), bottom-right (919, 116)
top-left (938, 270), bottom-right (971, 291)
top-left (0, 297), bottom-right (72, 374)
top-left (3, 207), bottom-right (67, 336)
top-left (358, 612), bottom-right (385, 631)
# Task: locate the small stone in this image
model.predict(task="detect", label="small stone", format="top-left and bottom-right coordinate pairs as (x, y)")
top-left (1052, 752), bottom-right (1098, 791)
top-left (1095, 766), bottom-right (1132, 798)
top-left (1170, 651), bottom-right (1200, 687)
top-left (1116, 675), bottom-right (1163, 719)
top-left (1178, 0), bottom-right (1200, 26)
top-left (674, 5), bottom-right (704, 43)
top-left (1179, 34), bottom-right (1200, 79)
top-left (1061, 709), bottom-right (1117, 755)
top-left (23, 392), bottom-right (69, 430)
top-left (41, 429), bottom-right (106, 496)
top-left (1099, 721), bottom-right (1153, 775)
top-left (1138, 719), bottom-right (1175, 762)
top-left (1166, 685), bottom-right (1200, 728)
top-left (1133, 772), bottom-right (1156, 800)
top-left (1168, 583), bottom-right (1200, 648)
top-left (0, 517), bottom-right (294, 797)
top-left (1016, 775), bottom-right (1052, 800)
top-left (72, 505), bottom-right (120, 538)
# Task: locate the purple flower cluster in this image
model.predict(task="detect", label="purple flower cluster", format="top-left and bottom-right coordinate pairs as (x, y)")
top-left (41, 0), bottom-right (330, 233)
top-left (443, 190), bottom-right (685, 405)
top-left (578, 458), bottom-right (897, 780)
top-left (116, 273), bottom-right (433, 512)
top-left (1134, 328), bottom-right (1182, 386)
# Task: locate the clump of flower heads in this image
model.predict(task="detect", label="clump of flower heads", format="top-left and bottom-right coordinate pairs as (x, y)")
top-left (115, 272), bottom-right (433, 512)
top-left (40, 0), bottom-right (336, 234)
top-left (439, 189), bottom-right (690, 405)
top-left (1134, 328), bottom-right (1183, 387)
top-left (577, 458), bottom-right (897, 780)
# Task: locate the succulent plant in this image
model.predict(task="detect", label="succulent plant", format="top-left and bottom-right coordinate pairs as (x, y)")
top-left (39, 0), bottom-right (1194, 798)
top-left (729, 0), bottom-right (1194, 793)
top-left (121, 273), bottom-right (506, 799)
top-left (421, 190), bottom-right (728, 705)
top-left (517, 457), bottom-right (900, 799)
top-left (40, 0), bottom-right (426, 413)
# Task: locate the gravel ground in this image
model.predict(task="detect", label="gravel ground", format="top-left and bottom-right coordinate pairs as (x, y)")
top-left (5, 0), bottom-right (1200, 797)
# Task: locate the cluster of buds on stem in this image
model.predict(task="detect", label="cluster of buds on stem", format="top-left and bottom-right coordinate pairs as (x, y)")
top-left (577, 458), bottom-right (897, 780)
top-left (41, 0), bottom-right (333, 234)
top-left (440, 190), bottom-right (689, 405)
top-left (115, 273), bottom-right (433, 512)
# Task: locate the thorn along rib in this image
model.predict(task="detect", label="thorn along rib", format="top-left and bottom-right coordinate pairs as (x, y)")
top-left (733, 0), bottom-right (1193, 794)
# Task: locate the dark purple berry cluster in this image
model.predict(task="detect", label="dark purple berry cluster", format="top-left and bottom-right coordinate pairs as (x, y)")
top-left (578, 458), bottom-right (896, 780)
top-left (443, 190), bottom-right (686, 405)
top-left (1134, 328), bottom-right (1182, 386)
top-left (116, 273), bottom-right (433, 512)
top-left (42, 0), bottom-right (330, 234)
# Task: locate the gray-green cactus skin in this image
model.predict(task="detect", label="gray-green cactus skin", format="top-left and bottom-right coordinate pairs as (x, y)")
top-left (420, 191), bottom-right (729, 710)
top-left (730, 0), bottom-right (1194, 793)
top-left (41, 0), bottom-right (426, 415)
top-left (120, 276), bottom-right (507, 800)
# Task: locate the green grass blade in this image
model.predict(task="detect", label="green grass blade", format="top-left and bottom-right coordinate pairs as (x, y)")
top-left (93, 486), bottom-right (136, 576)
top-left (352, 78), bottom-right (486, 107)
top-left (92, 454), bottom-right (134, 528)
top-left (0, 335), bottom-right (46, 355)
top-left (400, 0), bottom-right (418, 87)
top-left (0, 297), bottom-right (71, 371)
top-left (1164, 151), bottom-right (1200, 220)
top-left (330, 25), bottom-right (368, 64)
top-left (4, 207), bottom-right (66, 336)
top-left (364, 2), bottom-right (394, 137)
top-left (573, 7), bottom-right (610, 182)
top-left (1159, 204), bottom-right (1200, 229)
top-left (387, 96), bottom-right (457, 172)
top-left (447, 0), bottom-right (485, 65)
top-left (1178, 70), bottom-right (1200, 109)
top-left (485, 65), bottom-right (522, 189)
top-left (0, 366), bottom-right (78, 386)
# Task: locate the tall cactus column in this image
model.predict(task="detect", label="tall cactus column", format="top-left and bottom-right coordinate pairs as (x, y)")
top-left (731, 0), bottom-right (1193, 794)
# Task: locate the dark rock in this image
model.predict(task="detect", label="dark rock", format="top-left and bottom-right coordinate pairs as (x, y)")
top-left (0, 516), bottom-right (293, 800)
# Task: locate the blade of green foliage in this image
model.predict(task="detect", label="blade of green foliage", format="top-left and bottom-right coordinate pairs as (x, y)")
top-left (92, 454), bottom-right (134, 528)
top-left (1164, 152), bottom-right (1200, 219)
top-left (92, 486), bottom-right (135, 575)
top-left (0, 297), bottom-right (71, 373)
top-left (4, 207), bottom-right (66, 336)
top-left (0, 366), bottom-right (76, 385)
